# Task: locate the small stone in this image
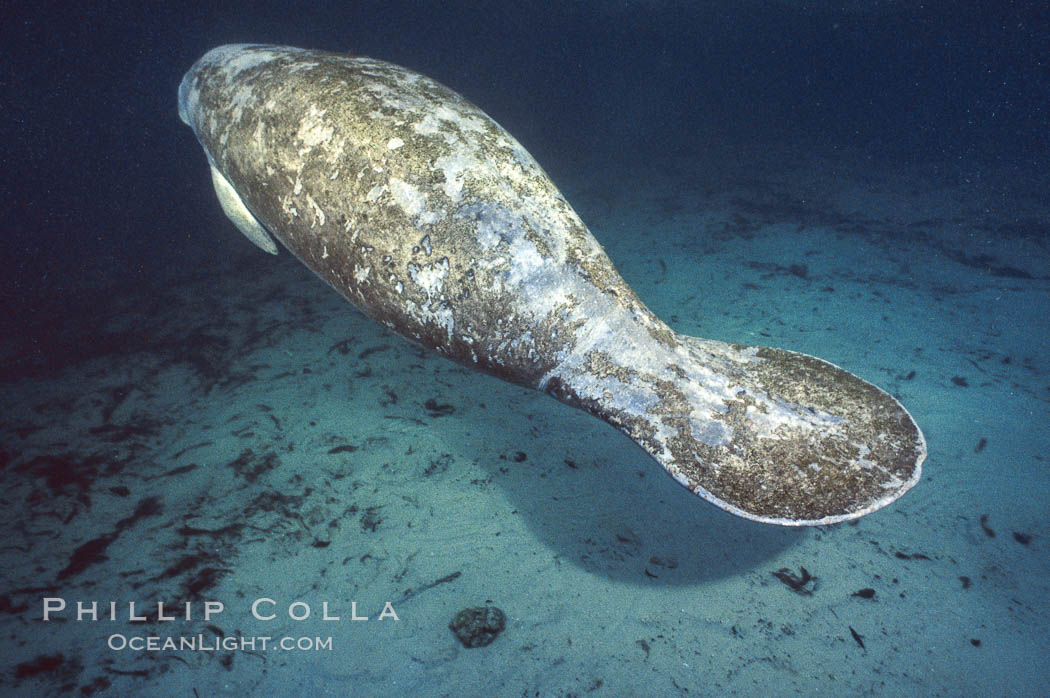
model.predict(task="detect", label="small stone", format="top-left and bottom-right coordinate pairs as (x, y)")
top-left (449, 606), bottom-right (506, 648)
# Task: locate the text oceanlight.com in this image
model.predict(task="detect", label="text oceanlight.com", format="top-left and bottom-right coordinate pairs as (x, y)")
top-left (108, 634), bottom-right (335, 652)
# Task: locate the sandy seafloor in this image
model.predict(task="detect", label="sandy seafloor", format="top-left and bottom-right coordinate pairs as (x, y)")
top-left (1, 141), bottom-right (1047, 696)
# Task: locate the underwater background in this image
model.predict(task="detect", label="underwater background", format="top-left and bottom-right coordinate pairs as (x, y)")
top-left (2, 1), bottom-right (1047, 695)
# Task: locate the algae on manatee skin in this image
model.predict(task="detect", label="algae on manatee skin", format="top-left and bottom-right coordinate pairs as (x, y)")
top-left (449, 606), bottom-right (506, 648)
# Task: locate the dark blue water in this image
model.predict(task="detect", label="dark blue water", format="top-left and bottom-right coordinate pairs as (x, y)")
top-left (2, 2), bottom-right (1047, 695)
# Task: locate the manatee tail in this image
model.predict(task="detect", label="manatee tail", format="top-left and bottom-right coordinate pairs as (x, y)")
top-left (549, 332), bottom-right (925, 525)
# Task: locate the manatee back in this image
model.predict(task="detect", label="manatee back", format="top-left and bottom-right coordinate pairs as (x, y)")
top-left (180, 44), bottom-right (643, 385)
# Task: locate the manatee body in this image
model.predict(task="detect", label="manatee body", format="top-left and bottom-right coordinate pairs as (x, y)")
top-left (178, 44), bottom-right (925, 525)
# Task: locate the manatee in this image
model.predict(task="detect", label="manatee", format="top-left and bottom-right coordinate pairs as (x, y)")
top-left (178, 44), bottom-right (925, 525)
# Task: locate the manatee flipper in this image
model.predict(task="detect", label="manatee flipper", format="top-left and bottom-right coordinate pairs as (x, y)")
top-left (178, 44), bottom-right (924, 525)
top-left (209, 164), bottom-right (278, 255)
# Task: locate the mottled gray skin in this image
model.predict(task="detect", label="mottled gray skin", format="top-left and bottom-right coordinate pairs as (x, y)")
top-left (179, 45), bottom-right (925, 525)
